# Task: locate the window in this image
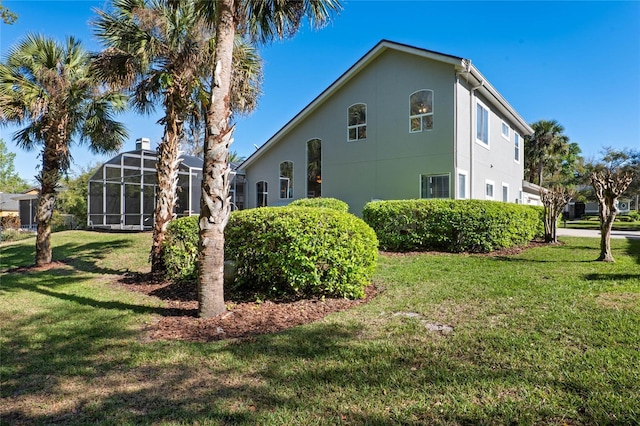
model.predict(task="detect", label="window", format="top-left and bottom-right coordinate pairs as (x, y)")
top-left (307, 139), bottom-right (321, 198)
top-left (476, 103), bottom-right (489, 145)
top-left (410, 90), bottom-right (434, 132)
top-left (279, 161), bottom-right (293, 199)
top-left (502, 183), bottom-right (509, 202)
top-left (514, 133), bottom-right (520, 162)
top-left (458, 171), bottom-right (467, 199)
top-left (485, 180), bottom-right (494, 200)
top-left (347, 103), bottom-right (367, 141)
top-left (256, 181), bottom-right (268, 207)
top-left (421, 174), bottom-right (450, 199)
top-left (501, 121), bottom-right (510, 140)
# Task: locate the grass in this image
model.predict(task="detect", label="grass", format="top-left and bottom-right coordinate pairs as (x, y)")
top-left (1, 231), bottom-right (639, 425)
top-left (565, 219), bottom-right (640, 231)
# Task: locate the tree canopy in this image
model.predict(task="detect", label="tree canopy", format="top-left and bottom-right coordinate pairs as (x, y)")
top-left (0, 138), bottom-right (29, 192)
top-left (524, 119), bottom-right (582, 187)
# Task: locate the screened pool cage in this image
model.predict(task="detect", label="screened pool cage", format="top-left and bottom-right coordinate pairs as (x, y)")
top-left (88, 138), bottom-right (245, 231)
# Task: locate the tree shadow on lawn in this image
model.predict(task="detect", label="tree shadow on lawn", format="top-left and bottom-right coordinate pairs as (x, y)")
top-left (0, 267), bottom-right (181, 317)
top-left (3, 316), bottom-right (631, 425)
top-left (0, 239), bottom-right (135, 275)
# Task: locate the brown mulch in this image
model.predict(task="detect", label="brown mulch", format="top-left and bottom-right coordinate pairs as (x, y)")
top-left (116, 273), bottom-right (379, 343)
top-left (8, 241), bottom-right (546, 343)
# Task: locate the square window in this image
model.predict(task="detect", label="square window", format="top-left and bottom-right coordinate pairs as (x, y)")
top-left (501, 122), bottom-right (510, 139)
top-left (421, 174), bottom-right (450, 199)
top-left (485, 181), bottom-right (494, 199)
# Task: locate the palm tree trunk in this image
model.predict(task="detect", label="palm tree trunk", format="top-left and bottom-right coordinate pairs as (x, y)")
top-left (198, 0), bottom-right (236, 318)
top-left (151, 105), bottom-right (182, 273)
top-left (35, 143), bottom-right (62, 266)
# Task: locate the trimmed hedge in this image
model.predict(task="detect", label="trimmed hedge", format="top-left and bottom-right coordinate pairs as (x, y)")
top-left (289, 197), bottom-right (349, 212)
top-left (162, 215), bottom-right (199, 282)
top-left (226, 206), bottom-right (378, 299)
top-left (363, 199), bottom-right (543, 253)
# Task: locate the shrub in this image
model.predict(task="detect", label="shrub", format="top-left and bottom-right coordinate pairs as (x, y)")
top-left (162, 215), bottom-right (200, 282)
top-left (225, 206), bottom-right (378, 299)
top-left (0, 215), bottom-right (20, 230)
top-left (1, 228), bottom-right (34, 243)
top-left (289, 197), bottom-right (349, 212)
top-left (627, 211), bottom-right (639, 221)
top-left (363, 199), bottom-right (542, 253)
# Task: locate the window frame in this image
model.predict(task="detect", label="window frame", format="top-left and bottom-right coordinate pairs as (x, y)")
top-left (476, 101), bottom-right (490, 148)
top-left (514, 133), bottom-right (521, 163)
top-left (485, 179), bottom-right (495, 200)
top-left (457, 170), bottom-right (468, 200)
top-left (347, 103), bottom-right (367, 141)
top-left (256, 181), bottom-right (268, 207)
top-left (502, 182), bottom-right (509, 203)
top-left (501, 121), bottom-right (510, 141)
top-left (420, 173), bottom-right (450, 199)
top-left (279, 161), bottom-right (294, 199)
top-left (409, 89), bottom-right (434, 133)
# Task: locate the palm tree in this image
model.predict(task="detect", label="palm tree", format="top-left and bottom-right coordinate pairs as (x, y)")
top-left (0, 34), bottom-right (128, 266)
top-left (93, 0), bottom-right (262, 273)
top-left (194, 0), bottom-right (342, 318)
top-left (524, 119), bottom-right (569, 186)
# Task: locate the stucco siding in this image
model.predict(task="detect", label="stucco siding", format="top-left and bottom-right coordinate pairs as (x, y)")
top-left (244, 49), bottom-right (458, 214)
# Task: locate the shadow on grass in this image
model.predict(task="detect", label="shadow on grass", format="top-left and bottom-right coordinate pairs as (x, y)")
top-left (0, 239), bottom-right (135, 275)
top-left (0, 270), bottom-right (191, 317)
top-left (3, 317), bottom-right (634, 425)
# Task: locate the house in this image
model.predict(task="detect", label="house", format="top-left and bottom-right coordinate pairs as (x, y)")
top-left (0, 192), bottom-right (20, 218)
top-left (1, 188), bottom-right (38, 231)
top-left (87, 138), bottom-right (245, 231)
top-left (239, 40), bottom-right (535, 214)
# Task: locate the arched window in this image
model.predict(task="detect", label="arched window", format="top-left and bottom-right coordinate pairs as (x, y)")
top-left (306, 139), bottom-right (321, 198)
top-left (347, 103), bottom-right (367, 141)
top-left (256, 181), bottom-right (268, 207)
top-left (410, 90), bottom-right (434, 133)
top-left (279, 161), bottom-right (294, 199)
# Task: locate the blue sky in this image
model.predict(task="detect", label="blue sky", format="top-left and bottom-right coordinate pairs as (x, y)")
top-left (1, 0), bottom-right (639, 184)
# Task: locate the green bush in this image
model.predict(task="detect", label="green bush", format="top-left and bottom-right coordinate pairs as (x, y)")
top-left (0, 228), bottom-right (34, 243)
top-left (0, 216), bottom-right (20, 230)
top-left (363, 199), bottom-right (542, 253)
top-left (162, 215), bottom-right (200, 281)
top-left (627, 211), bottom-right (639, 221)
top-left (225, 206), bottom-right (378, 299)
top-left (289, 197), bottom-right (349, 213)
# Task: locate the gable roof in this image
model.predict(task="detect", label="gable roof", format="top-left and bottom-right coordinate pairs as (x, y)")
top-left (241, 40), bottom-right (533, 170)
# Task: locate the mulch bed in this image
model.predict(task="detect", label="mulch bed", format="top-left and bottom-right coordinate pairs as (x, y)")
top-left (117, 272), bottom-right (379, 342)
top-left (9, 242), bottom-right (546, 343)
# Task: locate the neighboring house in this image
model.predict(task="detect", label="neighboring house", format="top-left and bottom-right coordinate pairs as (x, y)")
top-left (2, 188), bottom-right (38, 231)
top-left (0, 192), bottom-right (20, 218)
top-left (87, 138), bottom-right (245, 231)
top-left (239, 40), bottom-right (535, 214)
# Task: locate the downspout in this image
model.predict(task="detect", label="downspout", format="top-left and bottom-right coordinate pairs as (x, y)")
top-left (453, 74), bottom-right (458, 199)
top-left (466, 60), bottom-right (484, 199)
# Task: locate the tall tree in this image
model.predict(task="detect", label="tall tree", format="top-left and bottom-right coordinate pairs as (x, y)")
top-left (0, 138), bottom-right (29, 192)
top-left (194, 0), bottom-right (342, 318)
top-left (93, 0), bottom-right (261, 273)
top-left (0, 34), bottom-right (128, 265)
top-left (524, 119), bottom-right (577, 186)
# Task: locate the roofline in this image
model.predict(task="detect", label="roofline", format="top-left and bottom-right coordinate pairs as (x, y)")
top-left (241, 40), bottom-right (532, 169)
top-left (459, 63), bottom-right (533, 135)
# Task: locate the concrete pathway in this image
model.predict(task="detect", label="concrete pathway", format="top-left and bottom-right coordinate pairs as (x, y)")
top-left (556, 227), bottom-right (640, 240)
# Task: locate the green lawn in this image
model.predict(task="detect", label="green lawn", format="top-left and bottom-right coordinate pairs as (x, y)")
top-left (564, 219), bottom-right (640, 231)
top-left (1, 231), bottom-right (639, 425)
